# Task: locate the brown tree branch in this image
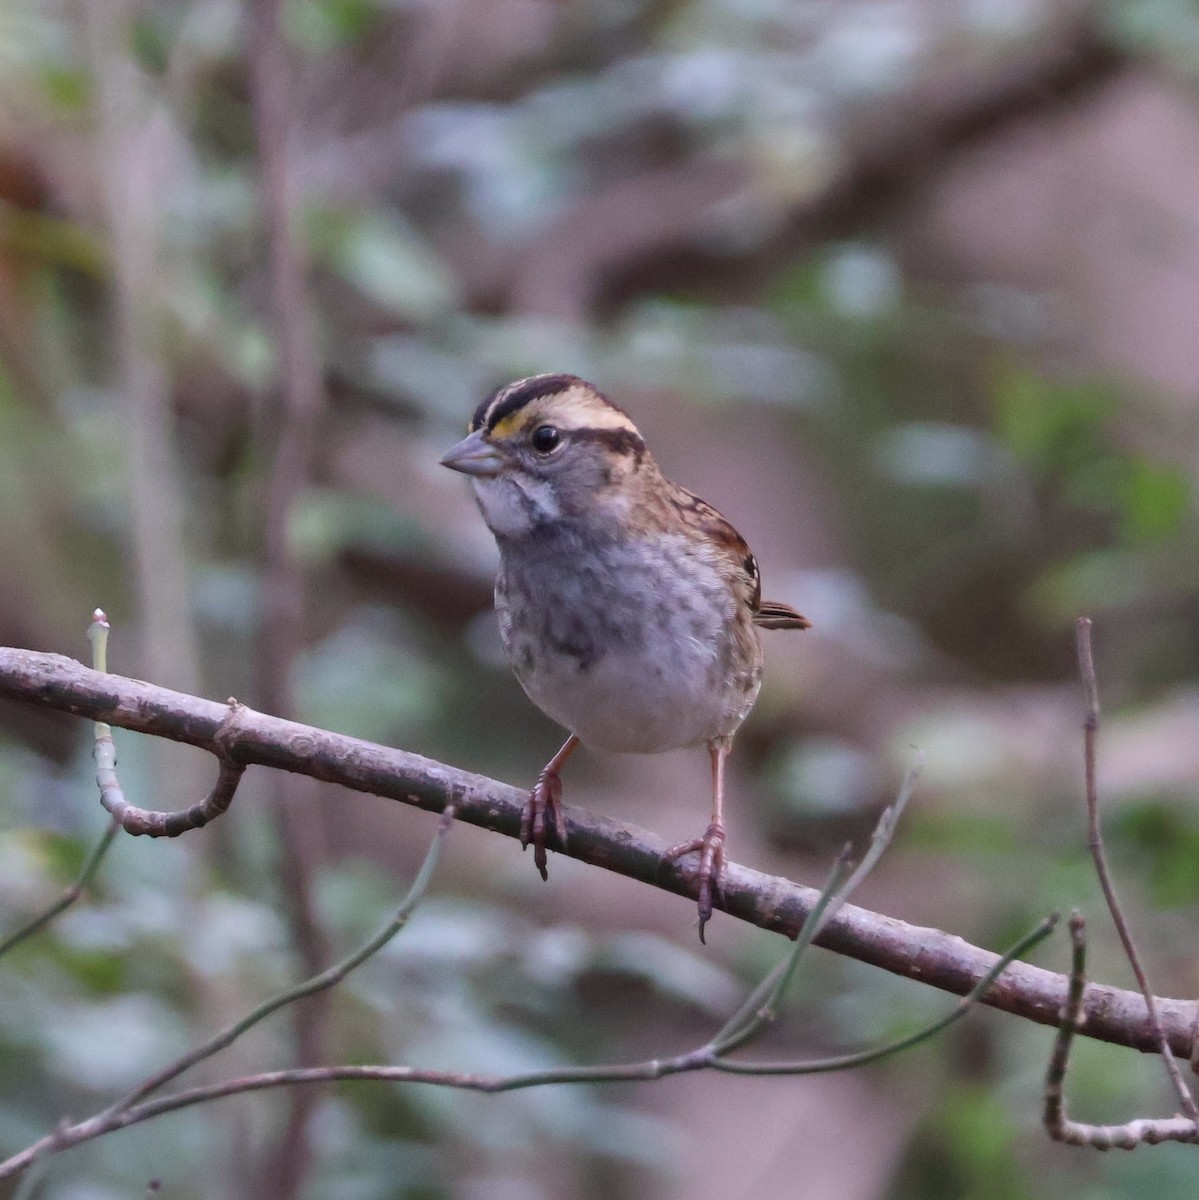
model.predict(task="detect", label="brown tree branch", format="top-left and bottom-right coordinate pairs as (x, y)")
top-left (1, 644), bottom-right (1195, 1058)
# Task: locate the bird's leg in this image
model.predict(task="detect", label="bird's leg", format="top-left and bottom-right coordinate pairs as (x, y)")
top-left (665, 740), bottom-right (728, 943)
top-left (521, 734), bottom-right (578, 881)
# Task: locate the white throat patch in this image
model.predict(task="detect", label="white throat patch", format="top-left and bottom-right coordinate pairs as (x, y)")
top-left (472, 474), bottom-right (560, 538)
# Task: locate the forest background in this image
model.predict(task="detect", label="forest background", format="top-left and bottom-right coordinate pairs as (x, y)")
top-left (2, 1), bottom-right (1199, 1197)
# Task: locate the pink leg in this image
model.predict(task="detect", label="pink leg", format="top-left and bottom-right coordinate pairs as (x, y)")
top-left (665, 740), bottom-right (728, 943)
top-left (521, 734), bottom-right (578, 881)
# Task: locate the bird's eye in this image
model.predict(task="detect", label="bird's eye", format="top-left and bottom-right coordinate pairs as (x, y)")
top-left (530, 424), bottom-right (561, 454)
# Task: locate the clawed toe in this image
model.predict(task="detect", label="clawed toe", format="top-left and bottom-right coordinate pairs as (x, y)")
top-left (665, 822), bottom-right (726, 943)
top-left (521, 769), bottom-right (568, 881)
top-left (519, 736), bottom-right (578, 882)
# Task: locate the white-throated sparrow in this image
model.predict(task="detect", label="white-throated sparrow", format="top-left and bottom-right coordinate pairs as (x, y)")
top-left (441, 374), bottom-right (809, 939)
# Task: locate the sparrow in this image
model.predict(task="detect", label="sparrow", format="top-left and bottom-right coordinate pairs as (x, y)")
top-left (441, 373), bottom-right (808, 938)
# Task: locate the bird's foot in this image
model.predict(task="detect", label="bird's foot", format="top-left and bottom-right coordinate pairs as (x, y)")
top-left (520, 767), bottom-right (568, 881)
top-left (664, 821), bottom-right (726, 943)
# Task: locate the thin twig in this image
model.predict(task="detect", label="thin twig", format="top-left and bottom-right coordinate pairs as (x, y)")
top-left (96, 751), bottom-right (246, 837)
top-left (1075, 618), bottom-right (1198, 1120)
top-left (0, 645), bottom-right (1194, 1055)
top-left (1043, 911), bottom-right (1089, 1141)
top-left (717, 913), bottom-right (1057, 1074)
top-left (0, 924), bottom-right (1053, 1177)
top-left (93, 716), bottom-right (246, 836)
top-left (0, 614), bottom-right (121, 957)
top-left (710, 849), bottom-right (854, 1056)
top-left (0, 818), bottom-right (1053, 1183)
top-left (87, 610), bottom-right (248, 836)
top-left (1044, 912), bottom-right (1199, 1149)
top-left (101, 805), bottom-right (454, 1117)
top-left (824, 750), bottom-right (925, 926)
top-left (713, 751), bottom-right (924, 1057)
top-left (9, 1148), bottom-right (50, 1200)
top-left (0, 809), bottom-right (453, 1182)
top-left (0, 822), bottom-right (118, 958)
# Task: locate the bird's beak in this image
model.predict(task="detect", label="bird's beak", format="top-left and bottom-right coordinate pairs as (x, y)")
top-left (439, 428), bottom-right (505, 478)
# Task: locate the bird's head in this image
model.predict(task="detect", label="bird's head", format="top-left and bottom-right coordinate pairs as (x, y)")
top-left (440, 373), bottom-right (650, 539)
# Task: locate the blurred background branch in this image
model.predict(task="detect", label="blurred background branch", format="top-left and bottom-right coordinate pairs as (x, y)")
top-left (79, 0), bottom-right (201, 705)
top-left (248, 0), bottom-right (331, 1192)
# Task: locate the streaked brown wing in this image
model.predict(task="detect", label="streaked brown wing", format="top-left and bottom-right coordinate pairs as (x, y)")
top-left (671, 485), bottom-right (811, 631)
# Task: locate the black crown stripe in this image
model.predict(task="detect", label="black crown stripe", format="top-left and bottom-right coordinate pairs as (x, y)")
top-left (471, 373), bottom-right (584, 433)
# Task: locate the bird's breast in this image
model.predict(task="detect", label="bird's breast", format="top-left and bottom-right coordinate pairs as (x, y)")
top-left (495, 532), bottom-right (763, 753)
